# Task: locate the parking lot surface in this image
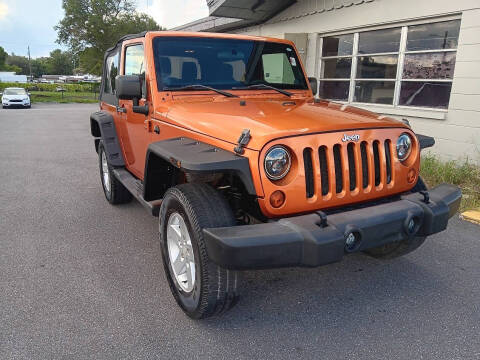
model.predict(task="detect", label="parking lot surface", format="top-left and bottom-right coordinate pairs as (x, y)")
top-left (1, 103), bottom-right (479, 359)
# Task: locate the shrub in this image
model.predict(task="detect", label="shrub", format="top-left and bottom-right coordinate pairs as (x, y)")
top-left (0, 82), bottom-right (99, 93)
top-left (421, 154), bottom-right (480, 211)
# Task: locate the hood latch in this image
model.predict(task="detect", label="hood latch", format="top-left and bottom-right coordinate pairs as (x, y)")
top-left (234, 129), bottom-right (251, 155)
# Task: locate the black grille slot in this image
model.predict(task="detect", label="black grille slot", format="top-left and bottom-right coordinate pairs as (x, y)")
top-left (318, 146), bottom-right (329, 196)
top-left (384, 140), bottom-right (392, 184)
top-left (303, 148), bottom-right (314, 198)
top-left (333, 144), bottom-right (343, 193)
top-left (373, 141), bottom-right (381, 186)
top-left (347, 143), bottom-right (356, 191)
top-left (360, 141), bottom-right (369, 189)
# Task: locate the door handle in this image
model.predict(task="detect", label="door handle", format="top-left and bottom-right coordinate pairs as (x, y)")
top-left (116, 106), bottom-right (126, 113)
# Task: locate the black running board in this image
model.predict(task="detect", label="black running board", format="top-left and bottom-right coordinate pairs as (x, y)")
top-left (112, 168), bottom-right (162, 216)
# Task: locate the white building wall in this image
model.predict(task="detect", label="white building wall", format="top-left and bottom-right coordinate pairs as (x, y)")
top-left (233, 0), bottom-right (480, 163)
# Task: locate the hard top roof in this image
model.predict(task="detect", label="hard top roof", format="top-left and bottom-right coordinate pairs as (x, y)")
top-left (106, 30), bottom-right (291, 53)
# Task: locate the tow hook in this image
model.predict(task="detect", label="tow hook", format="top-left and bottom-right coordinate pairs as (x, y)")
top-left (315, 211), bottom-right (328, 228)
top-left (419, 190), bottom-right (430, 204)
top-left (234, 129), bottom-right (251, 155)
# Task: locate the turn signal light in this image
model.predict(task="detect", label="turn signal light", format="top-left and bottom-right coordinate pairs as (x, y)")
top-left (270, 190), bottom-right (286, 208)
top-left (407, 168), bottom-right (416, 183)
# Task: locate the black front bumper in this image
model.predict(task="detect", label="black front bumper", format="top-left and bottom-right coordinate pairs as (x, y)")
top-left (203, 184), bottom-right (461, 270)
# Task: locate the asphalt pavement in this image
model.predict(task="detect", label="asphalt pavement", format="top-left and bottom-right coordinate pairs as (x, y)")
top-left (1, 103), bottom-right (479, 359)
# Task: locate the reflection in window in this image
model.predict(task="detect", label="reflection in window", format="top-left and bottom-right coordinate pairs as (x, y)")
top-left (125, 45), bottom-right (145, 75)
top-left (406, 20), bottom-right (461, 51)
top-left (357, 56), bottom-right (398, 79)
top-left (104, 52), bottom-right (119, 94)
top-left (322, 34), bottom-right (354, 57)
top-left (399, 82), bottom-right (452, 108)
top-left (403, 52), bottom-right (456, 80)
top-left (319, 81), bottom-right (350, 101)
top-left (358, 28), bottom-right (401, 54)
top-left (322, 58), bottom-right (352, 78)
top-left (354, 81), bottom-right (395, 104)
top-left (319, 20), bottom-right (459, 108)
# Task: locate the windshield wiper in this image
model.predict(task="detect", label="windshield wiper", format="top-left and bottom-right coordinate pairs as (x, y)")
top-left (233, 84), bottom-right (293, 97)
top-left (164, 84), bottom-right (238, 98)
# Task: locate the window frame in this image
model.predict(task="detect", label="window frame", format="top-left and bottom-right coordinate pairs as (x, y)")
top-left (318, 16), bottom-right (461, 111)
top-left (124, 43), bottom-right (145, 76)
top-left (123, 42), bottom-right (146, 98)
top-left (101, 47), bottom-right (121, 106)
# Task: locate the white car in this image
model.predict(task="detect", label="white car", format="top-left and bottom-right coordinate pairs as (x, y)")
top-left (1, 88), bottom-right (31, 109)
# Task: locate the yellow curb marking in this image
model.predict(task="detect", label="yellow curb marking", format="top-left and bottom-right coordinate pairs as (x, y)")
top-left (460, 210), bottom-right (480, 225)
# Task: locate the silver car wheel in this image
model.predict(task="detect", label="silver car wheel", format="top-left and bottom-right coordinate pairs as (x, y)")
top-left (167, 212), bottom-right (196, 293)
top-left (101, 150), bottom-right (111, 193)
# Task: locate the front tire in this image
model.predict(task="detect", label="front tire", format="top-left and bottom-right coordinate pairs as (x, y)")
top-left (98, 141), bottom-right (132, 204)
top-left (159, 183), bottom-right (240, 319)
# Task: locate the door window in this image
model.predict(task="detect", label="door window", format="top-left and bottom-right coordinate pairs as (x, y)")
top-left (124, 44), bottom-right (146, 97)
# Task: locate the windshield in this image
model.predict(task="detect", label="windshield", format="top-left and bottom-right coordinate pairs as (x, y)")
top-left (152, 37), bottom-right (308, 91)
top-left (4, 88), bottom-right (27, 95)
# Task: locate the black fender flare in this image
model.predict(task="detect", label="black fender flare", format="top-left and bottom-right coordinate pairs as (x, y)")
top-left (143, 137), bottom-right (256, 201)
top-left (416, 134), bottom-right (435, 150)
top-left (90, 111), bottom-right (125, 167)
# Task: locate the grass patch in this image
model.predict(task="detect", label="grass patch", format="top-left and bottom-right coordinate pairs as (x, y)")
top-left (420, 154), bottom-right (480, 212)
top-left (30, 91), bottom-right (98, 104)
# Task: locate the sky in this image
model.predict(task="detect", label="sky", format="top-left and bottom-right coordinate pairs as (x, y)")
top-left (0, 0), bottom-right (209, 59)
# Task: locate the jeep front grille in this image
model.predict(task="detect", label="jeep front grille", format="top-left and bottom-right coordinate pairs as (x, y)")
top-left (303, 139), bottom-right (394, 198)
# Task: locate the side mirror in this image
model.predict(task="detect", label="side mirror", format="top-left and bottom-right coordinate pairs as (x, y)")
top-left (115, 74), bottom-right (149, 115)
top-left (308, 77), bottom-right (318, 96)
top-left (115, 75), bottom-right (142, 101)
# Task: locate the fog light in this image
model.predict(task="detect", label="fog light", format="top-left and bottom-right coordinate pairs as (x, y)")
top-left (270, 190), bottom-right (285, 208)
top-left (345, 232), bottom-right (361, 252)
top-left (407, 218), bottom-right (416, 234)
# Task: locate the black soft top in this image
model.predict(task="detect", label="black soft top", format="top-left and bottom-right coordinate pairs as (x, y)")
top-left (105, 31), bottom-right (147, 53)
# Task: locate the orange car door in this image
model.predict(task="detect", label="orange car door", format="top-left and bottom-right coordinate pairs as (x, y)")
top-left (118, 42), bottom-right (151, 179)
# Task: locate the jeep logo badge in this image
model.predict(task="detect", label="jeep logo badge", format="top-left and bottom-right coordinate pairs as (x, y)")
top-left (342, 134), bottom-right (360, 142)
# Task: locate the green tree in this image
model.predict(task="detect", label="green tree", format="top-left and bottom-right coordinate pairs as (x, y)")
top-left (55, 0), bottom-right (162, 74)
top-left (31, 58), bottom-right (49, 78)
top-left (5, 54), bottom-right (29, 75)
top-left (0, 48), bottom-right (22, 74)
top-left (46, 49), bottom-right (73, 75)
top-left (0, 46), bottom-right (7, 69)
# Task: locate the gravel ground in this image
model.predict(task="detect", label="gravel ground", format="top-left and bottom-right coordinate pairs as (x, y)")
top-left (1, 103), bottom-right (479, 360)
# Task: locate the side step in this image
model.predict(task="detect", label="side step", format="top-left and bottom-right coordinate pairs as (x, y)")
top-left (112, 168), bottom-right (162, 216)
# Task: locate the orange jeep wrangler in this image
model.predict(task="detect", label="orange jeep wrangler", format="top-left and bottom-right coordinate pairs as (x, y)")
top-left (90, 31), bottom-right (461, 319)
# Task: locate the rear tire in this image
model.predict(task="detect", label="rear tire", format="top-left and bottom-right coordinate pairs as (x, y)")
top-left (159, 183), bottom-right (240, 319)
top-left (98, 141), bottom-right (132, 204)
top-left (364, 236), bottom-right (427, 259)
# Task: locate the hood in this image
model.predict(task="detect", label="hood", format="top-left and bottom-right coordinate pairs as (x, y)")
top-left (160, 96), bottom-right (408, 151)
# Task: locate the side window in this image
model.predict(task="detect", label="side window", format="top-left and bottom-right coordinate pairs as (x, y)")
top-left (125, 44), bottom-right (144, 75)
top-left (262, 53), bottom-right (295, 84)
top-left (104, 51), bottom-right (119, 94)
top-left (124, 44), bottom-right (145, 97)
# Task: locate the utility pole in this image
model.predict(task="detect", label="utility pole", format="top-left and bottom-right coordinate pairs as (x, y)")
top-left (27, 46), bottom-right (32, 82)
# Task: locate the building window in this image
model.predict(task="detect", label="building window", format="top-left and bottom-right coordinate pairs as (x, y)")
top-left (319, 34), bottom-right (353, 101)
top-left (319, 19), bottom-right (461, 109)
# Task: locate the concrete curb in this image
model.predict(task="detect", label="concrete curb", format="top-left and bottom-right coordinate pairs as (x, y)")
top-left (460, 210), bottom-right (480, 225)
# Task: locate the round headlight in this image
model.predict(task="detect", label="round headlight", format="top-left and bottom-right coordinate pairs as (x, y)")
top-left (264, 146), bottom-right (291, 180)
top-left (396, 133), bottom-right (412, 161)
